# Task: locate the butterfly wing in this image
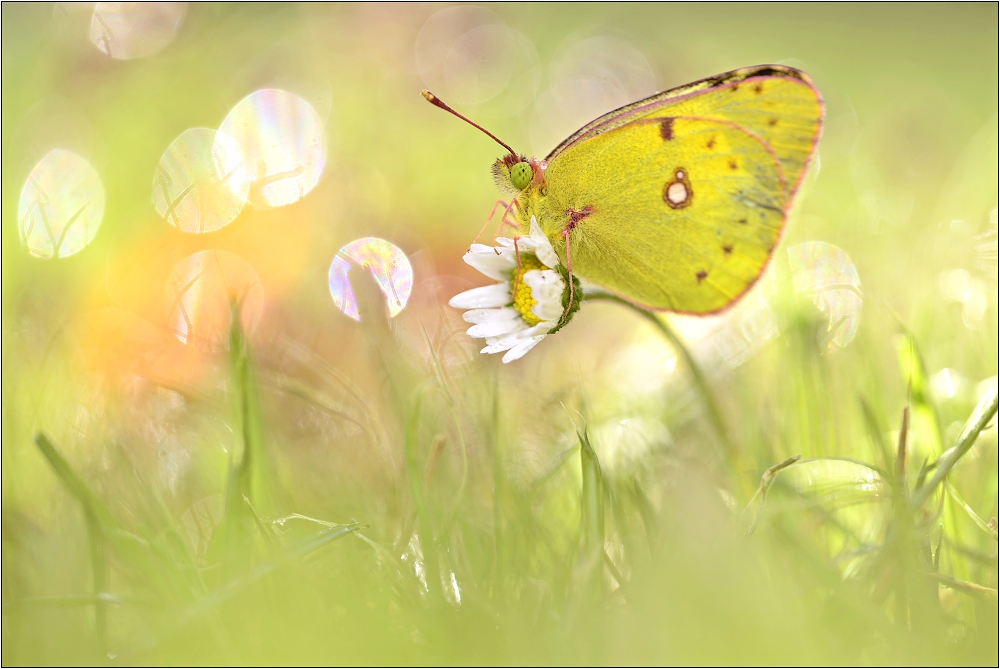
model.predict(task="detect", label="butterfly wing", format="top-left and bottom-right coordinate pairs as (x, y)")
top-left (536, 66), bottom-right (822, 314)
top-left (547, 64), bottom-right (823, 202)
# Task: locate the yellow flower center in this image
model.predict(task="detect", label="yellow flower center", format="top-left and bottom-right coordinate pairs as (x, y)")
top-left (511, 254), bottom-right (546, 326)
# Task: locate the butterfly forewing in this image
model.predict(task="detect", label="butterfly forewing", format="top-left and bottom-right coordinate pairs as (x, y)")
top-left (546, 65), bottom-right (823, 198)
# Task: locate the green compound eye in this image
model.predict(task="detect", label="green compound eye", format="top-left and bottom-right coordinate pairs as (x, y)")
top-left (510, 161), bottom-right (532, 190)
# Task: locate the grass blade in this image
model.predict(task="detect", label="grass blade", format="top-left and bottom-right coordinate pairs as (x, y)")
top-left (33, 433), bottom-right (112, 654)
top-left (741, 455), bottom-right (801, 541)
top-left (910, 389), bottom-right (998, 512)
top-left (945, 482), bottom-right (999, 540)
top-left (578, 428), bottom-right (605, 555)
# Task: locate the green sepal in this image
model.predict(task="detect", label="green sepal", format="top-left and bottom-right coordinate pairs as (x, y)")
top-left (548, 264), bottom-right (582, 334)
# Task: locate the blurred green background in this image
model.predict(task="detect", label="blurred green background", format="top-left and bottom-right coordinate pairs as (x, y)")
top-left (2, 2), bottom-right (997, 665)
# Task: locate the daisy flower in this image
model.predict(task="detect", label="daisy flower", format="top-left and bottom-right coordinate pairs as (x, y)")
top-left (450, 217), bottom-right (581, 363)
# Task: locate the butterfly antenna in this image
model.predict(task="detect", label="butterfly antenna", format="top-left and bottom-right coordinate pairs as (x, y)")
top-left (421, 90), bottom-right (517, 157)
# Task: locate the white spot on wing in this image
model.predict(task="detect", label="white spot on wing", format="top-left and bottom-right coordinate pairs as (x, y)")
top-left (667, 181), bottom-right (688, 205)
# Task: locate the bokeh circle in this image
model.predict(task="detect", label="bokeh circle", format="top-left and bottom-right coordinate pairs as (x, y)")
top-left (153, 128), bottom-right (250, 233)
top-left (217, 89), bottom-right (327, 208)
top-left (89, 2), bottom-right (186, 60)
top-left (17, 149), bottom-right (105, 259)
top-left (328, 237), bottom-right (413, 321)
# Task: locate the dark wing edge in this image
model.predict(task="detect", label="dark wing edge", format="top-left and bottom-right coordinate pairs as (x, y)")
top-left (545, 64), bottom-right (818, 162)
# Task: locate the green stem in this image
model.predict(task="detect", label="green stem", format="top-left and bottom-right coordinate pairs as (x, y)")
top-left (584, 290), bottom-right (734, 460)
top-left (33, 433), bottom-right (111, 655)
top-left (421, 327), bottom-right (470, 541)
top-left (403, 392), bottom-right (443, 603)
top-left (490, 371), bottom-right (505, 599)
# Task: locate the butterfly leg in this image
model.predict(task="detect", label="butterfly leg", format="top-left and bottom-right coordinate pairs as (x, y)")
top-left (502, 198), bottom-right (520, 228)
top-left (474, 199), bottom-right (521, 252)
top-left (491, 198), bottom-right (521, 247)
top-left (472, 199), bottom-right (510, 247)
top-left (511, 236), bottom-right (523, 300)
top-left (556, 207), bottom-right (594, 318)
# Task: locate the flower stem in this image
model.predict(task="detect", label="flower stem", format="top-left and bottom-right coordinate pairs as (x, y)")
top-left (584, 290), bottom-right (734, 461)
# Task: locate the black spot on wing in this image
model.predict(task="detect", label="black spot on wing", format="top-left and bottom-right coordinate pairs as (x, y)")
top-left (659, 118), bottom-right (674, 141)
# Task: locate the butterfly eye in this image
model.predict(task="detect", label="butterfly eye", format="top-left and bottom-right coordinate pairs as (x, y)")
top-left (510, 161), bottom-right (532, 190)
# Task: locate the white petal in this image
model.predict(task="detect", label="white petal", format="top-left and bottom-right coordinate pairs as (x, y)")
top-left (529, 216), bottom-right (560, 268)
top-left (499, 232), bottom-right (539, 256)
top-left (463, 245), bottom-right (516, 281)
top-left (462, 306), bottom-right (520, 324)
top-left (449, 282), bottom-right (511, 309)
top-left (481, 321), bottom-right (551, 354)
top-left (490, 220), bottom-right (560, 270)
top-left (525, 269), bottom-right (565, 322)
top-left (482, 339), bottom-right (516, 354)
top-left (502, 335), bottom-right (546, 363)
top-left (467, 318), bottom-right (528, 339)
top-left (481, 320), bottom-right (557, 359)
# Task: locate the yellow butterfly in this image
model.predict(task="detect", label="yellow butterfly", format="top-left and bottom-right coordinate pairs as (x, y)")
top-left (428, 63), bottom-right (823, 320)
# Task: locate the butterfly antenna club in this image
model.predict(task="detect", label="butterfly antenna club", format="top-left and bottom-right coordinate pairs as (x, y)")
top-left (421, 89), bottom-right (518, 158)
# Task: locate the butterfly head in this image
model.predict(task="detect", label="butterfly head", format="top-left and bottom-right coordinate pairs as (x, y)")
top-left (494, 154), bottom-right (546, 195)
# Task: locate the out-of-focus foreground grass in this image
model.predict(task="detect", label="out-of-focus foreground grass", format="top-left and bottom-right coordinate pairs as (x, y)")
top-left (2, 3), bottom-right (998, 665)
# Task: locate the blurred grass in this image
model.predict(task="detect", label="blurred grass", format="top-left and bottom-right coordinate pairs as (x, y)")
top-left (2, 2), bottom-right (998, 665)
